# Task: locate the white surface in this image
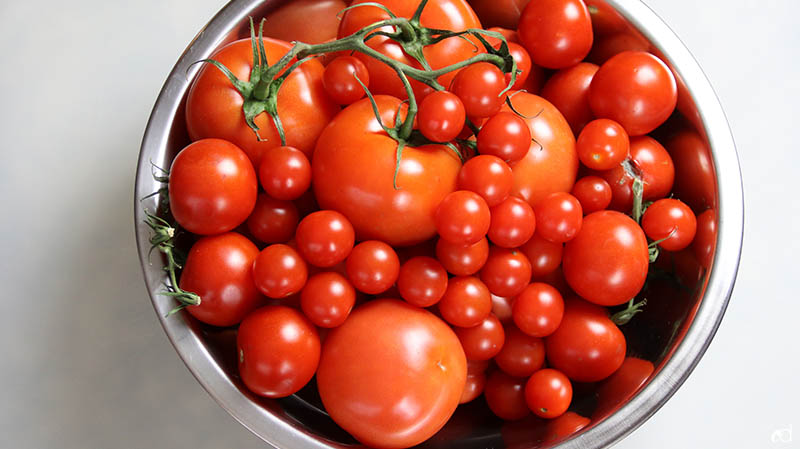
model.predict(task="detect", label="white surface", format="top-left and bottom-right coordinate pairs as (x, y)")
top-left (0, 0), bottom-right (796, 448)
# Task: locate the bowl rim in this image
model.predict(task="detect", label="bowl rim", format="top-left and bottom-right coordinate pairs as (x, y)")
top-left (133, 0), bottom-right (744, 447)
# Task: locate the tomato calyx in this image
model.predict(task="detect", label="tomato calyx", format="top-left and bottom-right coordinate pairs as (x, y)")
top-left (611, 297), bottom-right (647, 325)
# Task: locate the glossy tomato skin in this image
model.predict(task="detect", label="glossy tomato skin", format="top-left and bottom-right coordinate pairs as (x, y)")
top-left (346, 241), bottom-right (400, 295)
top-left (576, 118), bottom-right (630, 170)
top-left (545, 298), bottom-right (626, 382)
top-left (246, 194), bottom-right (299, 244)
top-left (451, 62), bottom-right (508, 118)
top-left (533, 192), bottom-right (583, 243)
top-left (693, 208), bottom-right (717, 268)
top-left (518, 0), bottom-right (593, 69)
top-left (453, 313), bottom-right (505, 360)
top-left (460, 371), bottom-right (487, 404)
top-left (436, 237), bottom-right (490, 276)
top-left (641, 198), bottom-right (697, 251)
top-left (295, 210), bottom-right (356, 268)
top-left (525, 368), bottom-right (572, 419)
top-left (313, 96), bottom-right (461, 246)
top-left (263, 0), bottom-right (348, 44)
top-left (397, 256), bottom-right (449, 307)
top-left (488, 196), bottom-right (536, 248)
top-left (477, 112), bottom-right (532, 163)
top-left (180, 233), bottom-right (262, 327)
top-left (237, 306), bottom-right (320, 398)
top-left (468, 0), bottom-right (529, 28)
top-left (512, 282), bottom-right (564, 337)
top-left (601, 136), bottom-right (675, 211)
top-left (594, 357), bottom-right (654, 418)
top-left (300, 272), bottom-right (356, 328)
top-left (435, 190), bottom-right (492, 245)
top-left (563, 211), bottom-right (648, 306)
top-left (484, 370), bottom-right (531, 421)
top-left (494, 324), bottom-right (545, 377)
top-left (480, 246), bottom-right (533, 298)
top-left (438, 276), bottom-right (492, 328)
top-left (570, 175), bottom-right (612, 214)
top-left (543, 411), bottom-right (590, 443)
top-left (252, 244), bottom-right (308, 299)
top-left (258, 146), bottom-right (311, 201)
top-left (541, 62), bottom-right (599, 135)
top-left (664, 130), bottom-right (717, 212)
top-left (323, 56), bottom-right (370, 105)
top-left (186, 38), bottom-right (338, 166)
top-left (317, 299), bottom-right (467, 449)
top-left (520, 234), bottom-right (563, 278)
top-left (169, 139), bottom-right (257, 235)
top-left (457, 155), bottom-right (513, 207)
top-left (418, 91), bottom-right (466, 142)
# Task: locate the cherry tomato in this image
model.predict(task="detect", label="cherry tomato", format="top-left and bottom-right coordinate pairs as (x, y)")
top-left (180, 233), bottom-right (262, 327)
top-left (693, 208), bottom-right (717, 268)
top-left (246, 194), bottom-right (299, 244)
top-left (453, 313), bottom-right (505, 360)
top-left (589, 51), bottom-right (677, 136)
top-left (317, 299), bottom-right (467, 448)
top-left (467, 0), bottom-right (529, 28)
top-left (518, 0), bottom-right (593, 69)
top-left (520, 234), bottom-right (563, 278)
top-left (477, 112), bottom-right (532, 163)
top-left (540, 62), bottom-right (599, 135)
top-left (258, 146), bottom-right (311, 201)
top-left (506, 43), bottom-right (533, 90)
top-left (436, 237), bottom-right (490, 276)
top-left (451, 62), bottom-right (508, 118)
top-left (300, 272), bottom-right (356, 328)
top-left (480, 246), bottom-right (532, 297)
top-left (543, 412), bottom-right (590, 443)
top-left (263, 0), bottom-right (348, 44)
top-left (491, 294), bottom-right (514, 323)
top-left (457, 155), bottom-right (513, 207)
top-left (418, 91), bottom-right (466, 142)
top-left (576, 119), bottom-right (629, 170)
top-left (600, 136), bottom-right (675, 211)
top-left (237, 306), bottom-right (320, 398)
top-left (435, 190), bottom-right (491, 245)
top-left (397, 256), bottom-right (449, 307)
top-left (295, 210), bottom-right (355, 267)
top-left (534, 192), bottom-right (583, 243)
top-left (594, 357), bottom-right (654, 418)
top-left (570, 175), bottom-right (612, 214)
top-left (460, 370), bottom-right (487, 404)
top-left (512, 282), bottom-right (564, 337)
top-left (323, 55), bottom-right (370, 105)
top-left (642, 198), bottom-right (697, 251)
top-left (587, 30), bottom-right (651, 65)
top-left (169, 139), bottom-right (257, 235)
top-left (664, 130), bottom-right (717, 211)
top-left (494, 324), bottom-right (545, 377)
top-left (488, 196), bottom-right (536, 248)
top-left (525, 368), bottom-right (572, 419)
top-left (562, 211), bottom-right (648, 306)
top-left (438, 276), bottom-right (492, 328)
top-left (484, 370), bottom-right (530, 421)
top-left (346, 240), bottom-right (400, 294)
top-left (545, 298), bottom-right (626, 382)
top-left (253, 244), bottom-right (308, 299)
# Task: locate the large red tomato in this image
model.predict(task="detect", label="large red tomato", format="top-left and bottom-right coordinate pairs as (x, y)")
top-left (338, 0), bottom-right (482, 99)
top-left (186, 38), bottom-right (339, 167)
top-left (317, 299), bottom-right (467, 448)
top-left (263, 0), bottom-right (348, 44)
top-left (505, 93), bottom-right (579, 206)
top-left (313, 95), bottom-right (461, 246)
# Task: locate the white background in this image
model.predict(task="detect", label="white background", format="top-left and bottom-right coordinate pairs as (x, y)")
top-left (0, 0), bottom-right (796, 448)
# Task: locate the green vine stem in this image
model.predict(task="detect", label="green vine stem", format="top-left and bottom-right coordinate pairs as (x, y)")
top-left (611, 298), bottom-right (648, 325)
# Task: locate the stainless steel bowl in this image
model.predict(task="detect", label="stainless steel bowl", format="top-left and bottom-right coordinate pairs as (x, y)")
top-left (134, 0), bottom-right (744, 447)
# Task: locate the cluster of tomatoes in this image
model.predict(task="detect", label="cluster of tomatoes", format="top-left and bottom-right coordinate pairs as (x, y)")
top-left (153, 0), bottom-right (718, 447)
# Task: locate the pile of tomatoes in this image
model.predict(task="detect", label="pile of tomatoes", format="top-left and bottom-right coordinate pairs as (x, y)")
top-left (152, 0), bottom-right (718, 447)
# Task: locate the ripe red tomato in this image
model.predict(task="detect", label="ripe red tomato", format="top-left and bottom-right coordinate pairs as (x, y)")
top-left (506, 42), bottom-right (533, 90)
top-left (480, 246), bottom-right (532, 298)
top-left (300, 272), bottom-right (356, 328)
top-left (397, 256), bottom-right (449, 307)
top-left (458, 155), bottom-right (513, 207)
top-left (545, 298), bottom-right (626, 382)
top-left (589, 51), bottom-right (677, 136)
top-left (512, 282), bottom-right (564, 337)
top-left (186, 38), bottom-right (338, 166)
top-left (246, 194), bottom-right (299, 244)
top-left (418, 91), bottom-right (466, 142)
top-left (491, 294), bottom-right (514, 323)
top-left (570, 175), bottom-right (612, 214)
top-left (525, 368), bottom-right (572, 419)
top-left (594, 357), bottom-right (654, 418)
top-left (323, 56), bottom-right (370, 105)
top-left (237, 306), bottom-right (320, 398)
top-left (600, 136), bottom-right (675, 211)
top-left (693, 208), bottom-right (717, 268)
top-left (436, 237), bottom-right (490, 276)
top-left (295, 210), bottom-right (355, 268)
top-left (489, 196), bottom-right (536, 248)
top-left (576, 119), bottom-right (630, 170)
top-left (484, 370), bottom-right (530, 421)
top-left (317, 299), bottom-right (467, 448)
top-left (313, 96), bottom-right (461, 246)
top-left (451, 62), bottom-right (508, 118)
top-left (169, 139), bottom-right (257, 235)
top-left (664, 130), bottom-right (717, 211)
top-left (345, 240), bottom-right (400, 294)
top-left (438, 276), bottom-right (492, 328)
top-left (460, 370), bottom-right (487, 404)
top-left (562, 211), bottom-right (648, 306)
top-left (518, 0), bottom-right (593, 69)
top-left (453, 313), bottom-right (505, 360)
top-left (534, 192), bottom-right (583, 243)
top-left (263, 0), bottom-right (348, 44)
top-left (520, 234), bottom-right (563, 278)
top-left (641, 198), bottom-right (697, 251)
top-left (477, 112), bottom-right (532, 163)
top-left (258, 146), bottom-right (311, 201)
top-left (467, 0), bottom-right (529, 29)
top-left (543, 411), bottom-right (590, 443)
top-left (435, 190), bottom-right (491, 245)
top-left (540, 62), bottom-right (599, 135)
top-left (495, 324), bottom-right (545, 377)
top-left (253, 244), bottom-right (308, 299)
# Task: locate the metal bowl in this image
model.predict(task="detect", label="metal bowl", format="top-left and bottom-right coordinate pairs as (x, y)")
top-left (134, 0), bottom-right (744, 447)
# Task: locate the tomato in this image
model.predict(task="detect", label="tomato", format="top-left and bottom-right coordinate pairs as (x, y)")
top-left (246, 194), bottom-right (299, 244)
top-left (467, 0), bottom-right (529, 28)
top-left (460, 370), bottom-right (487, 404)
top-left (534, 192), bottom-right (583, 243)
top-left (300, 272), bottom-right (356, 328)
top-left (525, 368), bottom-right (572, 419)
top-left (436, 237), bottom-right (490, 275)
top-left (664, 130), bottom-right (717, 212)
top-left (258, 146), bottom-right (311, 201)
top-left (600, 136), bottom-right (675, 211)
top-left (589, 51), bottom-right (677, 136)
top-left (587, 31), bottom-right (651, 66)
top-left (542, 411), bottom-right (590, 443)
top-left (540, 62), bottom-right (599, 135)
top-left (562, 211), bottom-right (648, 306)
top-left (180, 233), bottom-right (262, 326)
top-left (417, 91), bottom-right (466, 142)
top-left (505, 43), bottom-right (533, 90)
top-left (504, 93), bottom-right (579, 206)
top-left (488, 196), bottom-right (536, 248)
top-left (484, 370), bottom-right (530, 421)
top-left (453, 313), bottom-right (505, 360)
top-left (477, 111), bottom-right (532, 163)
top-left (253, 244), bottom-right (308, 299)
top-left (480, 246), bottom-right (532, 297)
top-left (186, 38), bottom-right (338, 166)
top-left (397, 256), bottom-right (449, 307)
top-left (313, 96), bottom-right (461, 246)
top-left (346, 240), bottom-right (400, 294)
top-left (323, 55), bottom-right (370, 105)
top-left (338, 0), bottom-right (482, 100)
top-left (435, 190), bottom-right (491, 245)
top-left (457, 155), bottom-right (513, 207)
top-left (520, 234), bottom-right (563, 278)
top-left (317, 299), bottom-right (467, 448)
top-left (491, 294), bottom-right (514, 323)
top-left (594, 357), bottom-right (654, 418)
top-left (512, 282), bottom-right (564, 337)
top-left (263, 0), bottom-right (349, 44)
top-left (641, 198), bottom-right (697, 251)
top-left (451, 62), bottom-right (508, 118)
top-left (576, 119), bottom-right (629, 170)
top-left (570, 175), bottom-right (612, 214)
top-left (438, 276), bottom-right (492, 327)
top-left (518, 0), bottom-right (593, 69)
top-left (693, 208), bottom-right (717, 268)
top-left (545, 298), bottom-right (626, 382)
top-left (494, 324), bottom-right (545, 377)
top-left (295, 210), bottom-right (355, 267)
top-left (169, 139), bottom-right (257, 235)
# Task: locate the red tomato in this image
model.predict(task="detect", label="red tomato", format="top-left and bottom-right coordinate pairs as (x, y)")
top-left (460, 370), bottom-right (487, 404)
top-left (169, 139), bottom-right (257, 235)
top-left (237, 306), bottom-right (320, 398)
top-left (186, 38), bottom-right (338, 166)
top-left (263, 0), bottom-right (349, 44)
top-left (520, 234), bottom-right (563, 278)
top-left (664, 130), bottom-right (717, 211)
top-left (295, 210), bottom-right (355, 267)
top-left (323, 55), bottom-right (370, 105)
top-left (562, 211), bottom-right (648, 306)
top-left (253, 244), bottom-right (308, 299)
top-left (436, 237), bottom-right (490, 276)
top-left (534, 192), bottom-right (583, 243)
top-left (477, 111), bottom-right (532, 163)
top-left (246, 194), bottom-right (299, 244)
top-left (545, 298), bottom-right (626, 382)
top-left (543, 411), bottom-right (590, 443)
top-left (317, 299), bottom-right (467, 448)
top-left (600, 136), bottom-right (675, 211)
top-left (570, 175), bottom-right (612, 214)
top-left (594, 357), bottom-right (654, 418)
top-left (540, 62), bottom-right (599, 135)
top-left (693, 208), bottom-right (717, 268)
top-left (489, 196), bottom-right (536, 248)
top-left (642, 198), bottom-right (697, 251)
top-left (468, 0), bottom-right (529, 28)
top-left (453, 313), bottom-right (505, 361)
top-left (495, 324), bottom-right (545, 377)
top-left (346, 240), bottom-right (400, 294)
top-left (587, 31), bottom-right (651, 65)
top-left (480, 246), bottom-right (532, 297)
top-left (180, 233), bottom-right (262, 327)
top-left (313, 96), bottom-right (461, 246)
top-left (438, 276), bottom-right (492, 328)
top-left (418, 91), bottom-right (466, 142)
top-left (258, 146), bottom-right (311, 201)
top-left (576, 119), bottom-right (630, 170)
top-left (458, 155), bottom-right (513, 207)
top-left (525, 368), bottom-right (572, 419)
top-left (451, 62), bottom-right (508, 118)
top-left (484, 370), bottom-right (530, 421)
top-left (300, 272), bottom-right (356, 328)
top-left (491, 294), bottom-right (514, 323)
top-left (513, 282), bottom-right (564, 337)
top-left (397, 256), bottom-right (449, 307)
top-left (506, 42), bottom-right (533, 90)
top-left (589, 51), bottom-right (677, 136)
top-left (435, 190), bottom-right (492, 245)
top-left (518, 0), bottom-right (593, 69)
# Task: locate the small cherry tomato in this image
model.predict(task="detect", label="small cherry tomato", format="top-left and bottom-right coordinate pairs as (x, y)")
top-left (571, 176), bottom-right (612, 214)
top-left (480, 246), bottom-right (533, 297)
top-left (518, 0), bottom-right (593, 69)
top-left (458, 154), bottom-right (513, 207)
top-left (300, 272), bottom-right (356, 328)
top-left (477, 112), bottom-right (532, 163)
top-left (453, 313), bottom-right (505, 361)
top-left (346, 240), bottom-right (400, 294)
top-left (323, 55), bottom-right (370, 105)
top-left (435, 190), bottom-right (491, 245)
top-left (534, 192), bottom-right (583, 243)
top-left (491, 294), bottom-right (514, 323)
top-left (520, 234), bottom-right (563, 278)
top-left (451, 62), bottom-right (508, 118)
top-left (693, 208), bottom-right (717, 268)
top-left (460, 370), bottom-right (487, 404)
top-left (506, 42), bottom-right (533, 90)
top-left (494, 324), bottom-right (545, 377)
top-left (246, 193), bottom-right (299, 244)
top-left (489, 196), bottom-right (536, 248)
top-left (642, 198), bottom-right (697, 251)
top-left (543, 412), bottom-right (590, 443)
top-left (397, 256), bottom-right (449, 307)
top-left (438, 276), bottom-right (493, 328)
top-left (484, 370), bottom-right (531, 421)
top-left (436, 237), bottom-right (490, 276)
top-left (601, 136), bottom-right (675, 211)
top-left (541, 62), bottom-right (599, 134)
top-left (258, 146), bottom-right (312, 201)
top-left (295, 210), bottom-right (355, 267)
top-left (417, 90), bottom-right (466, 142)
top-left (576, 118), bottom-right (630, 170)
top-left (253, 244), bottom-right (308, 299)
top-left (513, 282), bottom-right (564, 337)
top-left (525, 368), bottom-right (572, 419)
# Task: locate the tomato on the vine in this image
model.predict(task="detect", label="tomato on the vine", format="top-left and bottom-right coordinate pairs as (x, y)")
top-left (451, 62), bottom-right (508, 118)
top-left (323, 55), bottom-right (370, 105)
top-left (600, 136), bottom-right (675, 212)
top-left (641, 198), bottom-right (697, 251)
top-left (417, 90), bottom-right (466, 142)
